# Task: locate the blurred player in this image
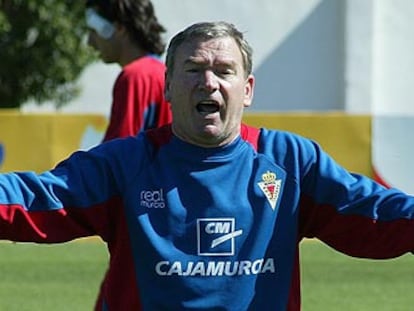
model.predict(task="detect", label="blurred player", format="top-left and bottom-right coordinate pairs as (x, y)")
top-left (86, 0), bottom-right (171, 142)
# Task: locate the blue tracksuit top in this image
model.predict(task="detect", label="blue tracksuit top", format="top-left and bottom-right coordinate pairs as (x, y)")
top-left (1, 124), bottom-right (414, 310)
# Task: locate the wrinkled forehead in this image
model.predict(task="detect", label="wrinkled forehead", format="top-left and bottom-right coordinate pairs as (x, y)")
top-left (174, 36), bottom-right (243, 66)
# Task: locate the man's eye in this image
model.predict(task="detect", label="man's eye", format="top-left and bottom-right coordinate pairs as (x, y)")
top-left (217, 69), bottom-right (234, 77)
top-left (185, 67), bottom-right (200, 73)
top-left (221, 70), bottom-right (233, 75)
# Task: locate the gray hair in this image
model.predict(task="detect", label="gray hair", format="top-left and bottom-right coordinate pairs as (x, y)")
top-left (165, 21), bottom-right (253, 78)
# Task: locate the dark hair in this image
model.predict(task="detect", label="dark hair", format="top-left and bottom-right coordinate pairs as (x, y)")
top-left (86, 0), bottom-right (166, 55)
top-left (165, 21), bottom-right (253, 78)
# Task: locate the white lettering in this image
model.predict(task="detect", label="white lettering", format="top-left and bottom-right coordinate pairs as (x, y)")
top-left (206, 261), bottom-right (225, 276)
top-left (238, 260), bottom-right (252, 275)
top-left (262, 257), bottom-right (276, 273)
top-left (251, 258), bottom-right (264, 274)
top-left (190, 262), bottom-right (206, 276)
top-left (169, 261), bottom-right (182, 275)
top-left (224, 261), bottom-right (238, 276)
top-left (140, 188), bottom-right (165, 208)
top-left (205, 222), bottom-right (231, 234)
top-left (155, 261), bottom-right (169, 275)
top-left (182, 261), bottom-right (193, 276)
top-left (155, 258), bottom-right (276, 276)
top-left (140, 201), bottom-right (165, 208)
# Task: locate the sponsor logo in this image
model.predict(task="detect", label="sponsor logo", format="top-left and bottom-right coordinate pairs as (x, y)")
top-left (140, 188), bottom-right (165, 208)
top-left (197, 218), bottom-right (242, 256)
top-left (155, 258), bottom-right (275, 276)
top-left (257, 170), bottom-right (282, 210)
top-left (154, 217), bottom-right (276, 277)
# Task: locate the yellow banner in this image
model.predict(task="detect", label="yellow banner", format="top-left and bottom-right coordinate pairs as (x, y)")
top-left (0, 112), bottom-right (371, 177)
top-left (0, 112), bottom-right (107, 172)
top-left (243, 113), bottom-right (372, 177)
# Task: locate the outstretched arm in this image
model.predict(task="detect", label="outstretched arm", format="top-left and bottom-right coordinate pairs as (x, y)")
top-left (0, 141), bottom-right (129, 243)
top-left (298, 139), bottom-right (414, 258)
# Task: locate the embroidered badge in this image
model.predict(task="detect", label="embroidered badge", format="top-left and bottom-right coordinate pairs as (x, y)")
top-left (258, 170), bottom-right (282, 210)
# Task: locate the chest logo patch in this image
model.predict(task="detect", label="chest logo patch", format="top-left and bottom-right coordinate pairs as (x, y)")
top-left (258, 170), bottom-right (282, 210)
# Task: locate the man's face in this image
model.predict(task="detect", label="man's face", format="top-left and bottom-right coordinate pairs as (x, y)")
top-left (86, 7), bottom-right (120, 64)
top-left (165, 36), bottom-right (254, 147)
top-left (87, 29), bottom-right (120, 64)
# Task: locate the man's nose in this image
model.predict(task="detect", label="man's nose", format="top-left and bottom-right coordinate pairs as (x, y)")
top-left (199, 70), bottom-right (219, 91)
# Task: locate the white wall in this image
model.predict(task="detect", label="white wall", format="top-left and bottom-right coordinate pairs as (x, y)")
top-left (255, 0), bottom-right (346, 111)
top-left (344, 0), bottom-right (375, 113)
top-left (345, 0), bottom-right (414, 115)
top-left (371, 0), bottom-right (414, 115)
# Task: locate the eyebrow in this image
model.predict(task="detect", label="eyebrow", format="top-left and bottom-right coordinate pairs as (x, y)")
top-left (183, 57), bottom-right (238, 68)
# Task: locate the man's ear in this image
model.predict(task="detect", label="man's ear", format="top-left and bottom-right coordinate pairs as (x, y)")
top-left (243, 74), bottom-right (255, 108)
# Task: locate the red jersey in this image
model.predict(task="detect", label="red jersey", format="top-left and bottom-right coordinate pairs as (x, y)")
top-left (102, 55), bottom-right (172, 142)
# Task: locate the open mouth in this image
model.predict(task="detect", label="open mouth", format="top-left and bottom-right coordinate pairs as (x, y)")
top-left (196, 100), bottom-right (220, 114)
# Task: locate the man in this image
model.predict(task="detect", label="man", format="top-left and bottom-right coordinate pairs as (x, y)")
top-left (1, 21), bottom-right (414, 310)
top-left (85, 0), bottom-right (171, 141)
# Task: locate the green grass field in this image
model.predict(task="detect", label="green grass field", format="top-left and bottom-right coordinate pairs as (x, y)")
top-left (300, 240), bottom-right (414, 310)
top-left (0, 239), bottom-right (413, 310)
top-left (0, 239), bottom-right (108, 311)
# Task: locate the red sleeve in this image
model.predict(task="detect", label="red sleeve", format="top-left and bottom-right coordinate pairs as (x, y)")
top-left (298, 193), bottom-right (414, 259)
top-left (0, 197), bottom-right (120, 243)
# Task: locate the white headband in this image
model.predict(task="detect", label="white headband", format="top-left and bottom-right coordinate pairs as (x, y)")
top-left (85, 8), bottom-right (115, 39)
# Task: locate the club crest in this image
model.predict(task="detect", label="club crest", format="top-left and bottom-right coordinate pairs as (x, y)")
top-left (258, 170), bottom-right (281, 210)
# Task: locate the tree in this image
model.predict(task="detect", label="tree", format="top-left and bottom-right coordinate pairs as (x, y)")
top-left (0, 0), bottom-right (96, 109)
